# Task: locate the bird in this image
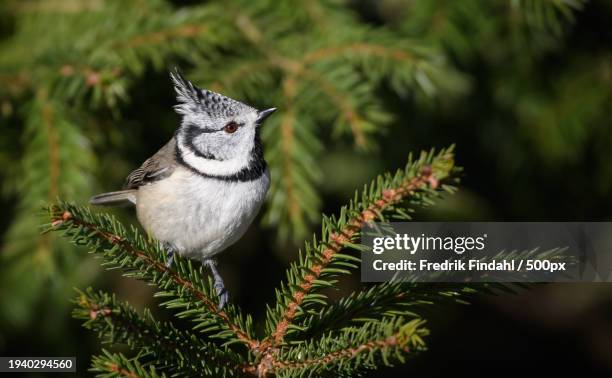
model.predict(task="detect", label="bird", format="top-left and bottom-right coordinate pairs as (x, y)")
top-left (89, 69), bottom-right (276, 309)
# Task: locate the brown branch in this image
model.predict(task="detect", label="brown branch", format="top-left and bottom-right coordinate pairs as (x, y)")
top-left (51, 210), bottom-right (260, 351)
top-left (7, 23), bottom-right (206, 94)
top-left (79, 296), bottom-right (249, 375)
top-left (106, 363), bottom-right (141, 378)
top-left (58, 65), bottom-right (123, 87)
top-left (26, 92), bottom-right (59, 266)
top-left (278, 105), bottom-right (302, 223)
top-left (0, 65), bottom-right (121, 95)
top-left (303, 43), bottom-right (417, 66)
top-left (6, 0), bottom-right (103, 14)
top-left (272, 75), bottom-right (305, 228)
top-left (116, 24), bottom-right (209, 49)
top-left (274, 335), bottom-right (410, 371)
top-left (267, 165), bottom-right (438, 348)
top-left (0, 72), bottom-right (31, 94)
top-left (38, 93), bottom-right (60, 200)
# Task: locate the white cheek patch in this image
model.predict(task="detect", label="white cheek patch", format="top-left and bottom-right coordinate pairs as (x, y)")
top-left (178, 136), bottom-right (251, 176)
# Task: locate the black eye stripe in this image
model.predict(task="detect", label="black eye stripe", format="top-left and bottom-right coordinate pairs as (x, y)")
top-left (184, 124), bottom-right (204, 139)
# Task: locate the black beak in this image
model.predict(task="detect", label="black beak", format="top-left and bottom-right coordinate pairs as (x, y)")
top-left (256, 107), bottom-right (277, 125)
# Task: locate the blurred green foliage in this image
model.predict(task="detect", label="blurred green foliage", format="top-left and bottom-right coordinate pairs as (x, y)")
top-left (0, 0), bottom-right (611, 376)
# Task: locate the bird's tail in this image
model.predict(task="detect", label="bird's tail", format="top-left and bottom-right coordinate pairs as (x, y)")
top-left (89, 190), bottom-right (137, 206)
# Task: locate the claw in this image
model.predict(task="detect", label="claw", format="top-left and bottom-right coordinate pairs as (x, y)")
top-left (204, 259), bottom-right (229, 310)
top-left (214, 282), bottom-right (229, 310)
top-left (165, 245), bottom-right (175, 268)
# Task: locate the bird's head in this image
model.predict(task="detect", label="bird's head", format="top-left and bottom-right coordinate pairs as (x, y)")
top-left (170, 70), bottom-right (276, 178)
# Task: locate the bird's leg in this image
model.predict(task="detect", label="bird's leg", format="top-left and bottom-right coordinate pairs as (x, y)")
top-left (203, 258), bottom-right (229, 309)
top-left (163, 243), bottom-right (175, 268)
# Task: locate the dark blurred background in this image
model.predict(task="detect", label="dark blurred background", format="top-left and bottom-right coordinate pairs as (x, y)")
top-left (1, 0), bottom-right (611, 376)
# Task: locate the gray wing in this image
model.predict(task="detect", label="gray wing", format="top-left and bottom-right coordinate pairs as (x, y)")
top-left (123, 138), bottom-right (178, 189)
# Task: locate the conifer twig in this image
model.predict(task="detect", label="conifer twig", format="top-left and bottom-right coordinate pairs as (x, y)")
top-left (38, 92), bottom-right (60, 199)
top-left (115, 24), bottom-right (210, 49)
top-left (274, 335), bottom-right (410, 370)
top-left (91, 351), bottom-right (164, 378)
top-left (297, 68), bottom-right (368, 147)
top-left (267, 163), bottom-right (442, 348)
top-left (49, 208), bottom-right (259, 350)
top-left (303, 43), bottom-right (418, 66)
top-left (252, 318), bottom-right (428, 377)
top-left (75, 289), bottom-right (247, 376)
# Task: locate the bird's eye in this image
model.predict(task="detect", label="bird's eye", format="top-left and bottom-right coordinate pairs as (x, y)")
top-left (224, 121), bottom-right (239, 134)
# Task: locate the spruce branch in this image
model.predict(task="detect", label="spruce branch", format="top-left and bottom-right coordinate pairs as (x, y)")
top-left (5, 0), bottom-right (103, 14)
top-left (45, 205), bottom-right (259, 350)
top-left (265, 147), bottom-right (457, 348)
top-left (304, 43), bottom-right (418, 66)
top-left (74, 288), bottom-right (247, 377)
top-left (269, 318), bottom-right (428, 377)
top-left (262, 95), bottom-right (322, 240)
top-left (91, 350), bottom-right (166, 378)
top-left (511, 0), bottom-right (586, 37)
top-left (296, 67), bottom-right (378, 148)
top-left (113, 24), bottom-right (210, 50)
top-left (0, 0), bottom-right (222, 106)
top-left (0, 90), bottom-right (95, 327)
top-left (293, 282), bottom-right (462, 341)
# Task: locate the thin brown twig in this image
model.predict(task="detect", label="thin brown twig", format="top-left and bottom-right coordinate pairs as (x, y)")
top-left (58, 65), bottom-right (123, 87)
top-left (38, 92), bottom-right (60, 200)
top-left (278, 98), bottom-right (302, 223)
top-left (6, 0), bottom-right (103, 14)
top-left (0, 72), bottom-right (31, 94)
top-left (303, 43), bottom-right (417, 66)
top-left (106, 362), bottom-right (140, 378)
top-left (115, 24), bottom-right (209, 49)
top-left (274, 335), bottom-right (409, 371)
top-left (80, 296), bottom-right (250, 375)
top-left (1, 22), bottom-right (206, 93)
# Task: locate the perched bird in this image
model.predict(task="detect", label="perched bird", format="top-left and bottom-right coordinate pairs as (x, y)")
top-left (90, 70), bottom-right (276, 308)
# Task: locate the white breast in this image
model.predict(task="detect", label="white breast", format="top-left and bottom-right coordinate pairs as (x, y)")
top-left (135, 166), bottom-right (270, 260)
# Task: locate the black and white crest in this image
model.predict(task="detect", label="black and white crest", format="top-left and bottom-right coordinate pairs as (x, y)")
top-left (169, 69), bottom-right (253, 118)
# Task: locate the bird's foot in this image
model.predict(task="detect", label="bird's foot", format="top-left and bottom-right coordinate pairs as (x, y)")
top-left (204, 259), bottom-right (229, 310)
top-left (214, 281), bottom-right (229, 310)
top-left (164, 244), bottom-right (174, 268)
